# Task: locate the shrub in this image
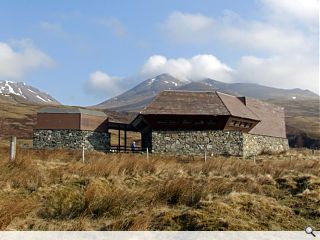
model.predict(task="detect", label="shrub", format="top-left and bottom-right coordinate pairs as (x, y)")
top-left (155, 178), bottom-right (204, 207)
top-left (38, 186), bottom-right (85, 219)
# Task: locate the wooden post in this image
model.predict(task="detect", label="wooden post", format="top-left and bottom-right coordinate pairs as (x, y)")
top-left (191, 181), bottom-right (194, 204)
top-left (146, 147), bottom-right (149, 160)
top-left (124, 126), bottom-right (127, 152)
top-left (204, 150), bottom-right (207, 163)
top-left (9, 136), bottom-right (16, 161)
top-left (82, 145), bottom-right (85, 163)
top-left (118, 127), bottom-right (121, 152)
top-left (290, 155), bottom-right (292, 161)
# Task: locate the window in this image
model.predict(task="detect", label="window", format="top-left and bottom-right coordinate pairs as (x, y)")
top-left (182, 119), bottom-right (192, 124)
top-left (168, 120), bottom-right (178, 124)
top-left (207, 120), bottom-right (216, 125)
top-left (194, 120), bottom-right (205, 125)
top-left (240, 122), bottom-right (246, 127)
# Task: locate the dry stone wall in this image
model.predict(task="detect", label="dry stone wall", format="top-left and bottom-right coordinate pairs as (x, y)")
top-left (152, 130), bottom-right (288, 157)
top-left (243, 133), bottom-right (289, 157)
top-left (152, 130), bottom-right (244, 156)
top-left (33, 129), bottom-right (110, 151)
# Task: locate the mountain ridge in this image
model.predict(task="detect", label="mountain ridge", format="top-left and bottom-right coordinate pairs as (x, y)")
top-left (94, 73), bottom-right (318, 111)
top-left (0, 80), bottom-right (60, 105)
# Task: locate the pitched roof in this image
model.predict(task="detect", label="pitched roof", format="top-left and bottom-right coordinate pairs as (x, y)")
top-left (38, 107), bottom-right (107, 117)
top-left (141, 91), bottom-right (229, 116)
top-left (139, 90), bottom-right (287, 138)
top-left (246, 98), bottom-right (286, 138)
top-left (141, 90), bottom-right (259, 120)
top-left (216, 92), bottom-right (259, 120)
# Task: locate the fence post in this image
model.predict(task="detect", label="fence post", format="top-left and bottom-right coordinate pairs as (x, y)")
top-left (9, 136), bottom-right (16, 161)
top-left (204, 150), bottom-right (207, 163)
top-left (253, 155), bottom-right (256, 164)
top-left (82, 145), bottom-right (85, 163)
top-left (146, 147), bottom-right (149, 160)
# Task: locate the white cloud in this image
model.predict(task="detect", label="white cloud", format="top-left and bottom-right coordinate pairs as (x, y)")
top-left (0, 39), bottom-right (54, 80)
top-left (140, 54), bottom-right (233, 82)
top-left (94, 17), bottom-right (127, 37)
top-left (261, 0), bottom-right (319, 23)
top-left (161, 10), bottom-right (315, 54)
top-left (236, 55), bottom-right (319, 92)
top-left (161, 11), bottom-right (214, 43)
top-left (86, 71), bottom-right (123, 96)
top-left (159, 0), bottom-right (318, 94)
top-left (217, 16), bottom-right (313, 54)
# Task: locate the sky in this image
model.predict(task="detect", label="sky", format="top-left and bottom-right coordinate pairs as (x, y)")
top-left (0, 0), bottom-right (318, 106)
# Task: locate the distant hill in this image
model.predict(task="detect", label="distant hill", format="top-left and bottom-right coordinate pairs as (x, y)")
top-left (267, 99), bottom-right (320, 148)
top-left (200, 79), bottom-right (318, 100)
top-left (0, 80), bottom-right (60, 105)
top-left (94, 73), bottom-right (318, 111)
top-left (94, 74), bottom-right (187, 111)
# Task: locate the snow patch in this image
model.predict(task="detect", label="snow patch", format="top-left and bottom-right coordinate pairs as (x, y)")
top-left (36, 95), bottom-right (48, 102)
top-left (171, 81), bottom-right (178, 86)
top-left (148, 78), bottom-right (156, 85)
top-left (27, 88), bottom-right (36, 94)
top-left (5, 82), bottom-right (17, 95)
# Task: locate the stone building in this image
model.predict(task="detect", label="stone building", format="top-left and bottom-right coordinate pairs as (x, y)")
top-left (33, 108), bottom-right (110, 151)
top-left (131, 91), bottom-right (289, 157)
top-left (33, 91), bottom-right (289, 157)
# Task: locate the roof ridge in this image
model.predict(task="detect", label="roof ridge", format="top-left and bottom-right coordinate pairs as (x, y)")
top-left (162, 90), bottom-right (218, 93)
top-left (216, 92), bottom-right (260, 120)
top-left (215, 92), bottom-right (232, 116)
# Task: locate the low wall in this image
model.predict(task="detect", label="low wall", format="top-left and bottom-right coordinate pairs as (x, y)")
top-left (152, 130), bottom-right (288, 157)
top-left (243, 133), bottom-right (289, 157)
top-left (152, 130), bottom-right (244, 156)
top-left (33, 129), bottom-right (110, 151)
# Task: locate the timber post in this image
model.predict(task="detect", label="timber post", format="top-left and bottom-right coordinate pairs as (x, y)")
top-left (9, 136), bottom-right (16, 161)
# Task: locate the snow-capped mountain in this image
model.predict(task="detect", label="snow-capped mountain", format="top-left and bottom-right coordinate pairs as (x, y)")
top-left (94, 73), bottom-right (187, 110)
top-left (94, 73), bottom-right (319, 112)
top-left (0, 80), bottom-right (60, 105)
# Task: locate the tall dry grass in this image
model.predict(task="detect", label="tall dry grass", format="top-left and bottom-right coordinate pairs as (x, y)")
top-left (0, 145), bottom-right (319, 230)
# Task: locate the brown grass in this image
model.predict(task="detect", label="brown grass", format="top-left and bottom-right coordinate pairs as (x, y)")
top-left (0, 144), bottom-right (319, 230)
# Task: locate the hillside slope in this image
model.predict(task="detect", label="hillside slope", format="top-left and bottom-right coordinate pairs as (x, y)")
top-left (0, 80), bottom-right (60, 105)
top-left (95, 74), bottom-right (187, 111)
top-left (95, 74), bottom-right (318, 111)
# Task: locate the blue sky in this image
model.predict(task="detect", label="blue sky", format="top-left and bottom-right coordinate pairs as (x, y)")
top-left (0, 0), bottom-right (318, 106)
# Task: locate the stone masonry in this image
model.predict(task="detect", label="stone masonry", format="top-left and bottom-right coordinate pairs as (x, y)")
top-left (152, 130), bottom-right (288, 157)
top-left (243, 133), bottom-right (289, 157)
top-left (33, 129), bottom-right (110, 151)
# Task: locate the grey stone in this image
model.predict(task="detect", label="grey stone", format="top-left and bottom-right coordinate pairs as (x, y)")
top-left (33, 129), bottom-right (110, 152)
top-left (151, 130), bottom-right (288, 157)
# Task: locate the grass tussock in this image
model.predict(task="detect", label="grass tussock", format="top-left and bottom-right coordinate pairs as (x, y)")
top-left (0, 145), bottom-right (319, 230)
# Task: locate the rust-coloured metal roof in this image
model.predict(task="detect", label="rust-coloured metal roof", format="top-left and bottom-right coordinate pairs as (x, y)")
top-left (141, 91), bottom-right (230, 116)
top-left (38, 107), bottom-right (107, 117)
top-left (246, 98), bottom-right (286, 138)
top-left (216, 92), bottom-right (259, 120)
top-left (141, 90), bottom-right (259, 120)
top-left (139, 90), bottom-right (287, 138)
